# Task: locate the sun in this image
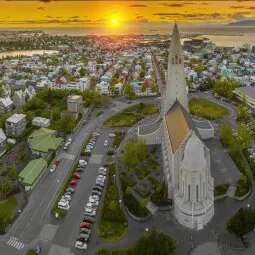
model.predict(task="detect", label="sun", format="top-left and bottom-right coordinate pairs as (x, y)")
top-left (111, 17), bottom-right (119, 26)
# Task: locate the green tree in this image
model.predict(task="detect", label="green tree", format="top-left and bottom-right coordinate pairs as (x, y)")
top-left (195, 62), bottom-right (205, 74)
top-left (0, 177), bottom-right (12, 198)
top-left (89, 76), bottom-right (97, 89)
top-left (236, 105), bottom-right (249, 122)
top-left (125, 84), bottom-right (135, 97)
top-left (8, 164), bottom-right (18, 181)
top-left (141, 84), bottom-right (146, 93)
top-left (0, 86), bottom-right (4, 97)
top-left (220, 123), bottom-right (233, 147)
top-left (61, 68), bottom-right (68, 76)
top-left (237, 124), bottom-right (252, 149)
top-left (79, 67), bottom-right (85, 77)
top-left (0, 213), bottom-right (11, 233)
top-left (139, 199), bottom-right (148, 208)
top-left (1, 163), bottom-right (8, 176)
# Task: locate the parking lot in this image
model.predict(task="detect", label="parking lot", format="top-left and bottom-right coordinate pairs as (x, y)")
top-left (52, 128), bottom-right (114, 254)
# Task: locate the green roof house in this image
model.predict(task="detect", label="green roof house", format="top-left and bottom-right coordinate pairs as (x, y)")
top-left (28, 127), bottom-right (63, 157)
top-left (19, 158), bottom-right (47, 191)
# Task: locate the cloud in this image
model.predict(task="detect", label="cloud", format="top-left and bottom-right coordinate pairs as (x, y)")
top-left (37, 7), bottom-right (45, 11)
top-left (160, 3), bottom-right (184, 8)
top-left (136, 16), bottom-right (144, 19)
top-left (228, 11), bottom-right (252, 20)
top-left (129, 5), bottom-right (147, 8)
top-left (45, 15), bottom-right (53, 18)
top-left (68, 16), bottom-right (80, 19)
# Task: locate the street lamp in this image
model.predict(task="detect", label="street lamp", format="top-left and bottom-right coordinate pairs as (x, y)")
top-left (119, 199), bottom-right (122, 209)
top-left (145, 228), bottom-right (149, 232)
top-left (113, 174), bottom-right (116, 184)
top-left (247, 204), bottom-right (250, 208)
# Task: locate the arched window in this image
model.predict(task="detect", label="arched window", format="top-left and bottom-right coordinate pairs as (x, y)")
top-left (196, 185), bottom-right (199, 202)
top-left (175, 55), bottom-right (178, 64)
top-left (172, 58), bottom-right (174, 64)
top-left (188, 184), bottom-right (191, 201)
top-left (179, 58), bottom-right (182, 64)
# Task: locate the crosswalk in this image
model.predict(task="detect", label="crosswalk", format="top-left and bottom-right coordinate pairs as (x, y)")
top-left (6, 236), bottom-right (24, 250)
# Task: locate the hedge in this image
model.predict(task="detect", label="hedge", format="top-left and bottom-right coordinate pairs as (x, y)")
top-left (112, 131), bottom-right (125, 148)
top-left (214, 183), bottom-right (229, 196)
top-left (243, 149), bottom-right (255, 181)
top-left (51, 161), bottom-right (78, 217)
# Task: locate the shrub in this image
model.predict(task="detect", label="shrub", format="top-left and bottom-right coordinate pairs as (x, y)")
top-left (112, 131), bottom-right (125, 148)
top-left (235, 173), bottom-right (251, 197)
top-left (147, 175), bottom-right (160, 189)
top-left (243, 149), bottom-right (255, 181)
top-left (96, 111), bottom-right (104, 117)
top-left (25, 250), bottom-right (37, 255)
top-left (214, 183), bottom-right (229, 196)
top-left (226, 207), bottom-right (255, 236)
top-left (107, 150), bottom-right (115, 156)
top-left (151, 182), bottom-right (169, 206)
top-left (136, 168), bottom-right (150, 180)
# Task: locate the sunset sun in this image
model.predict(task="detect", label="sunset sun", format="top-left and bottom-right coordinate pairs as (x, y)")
top-left (111, 17), bottom-right (119, 27)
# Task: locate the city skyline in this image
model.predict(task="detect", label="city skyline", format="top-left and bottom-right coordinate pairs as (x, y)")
top-left (0, 0), bottom-right (255, 29)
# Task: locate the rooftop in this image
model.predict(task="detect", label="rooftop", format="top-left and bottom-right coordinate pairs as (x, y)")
top-left (19, 158), bottom-right (47, 186)
top-left (0, 128), bottom-right (7, 142)
top-left (6, 113), bottom-right (26, 123)
top-left (235, 86), bottom-right (255, 99)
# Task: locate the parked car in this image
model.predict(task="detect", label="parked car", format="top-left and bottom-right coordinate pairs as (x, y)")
top-left (62, 194), bottom-right (71, 201)
top-left (76, 168), bottom-right (85, 173)
top-left (75, 241), bottom-right (87, 250)
top-left (99, 170), bottom-right (107, 176)
top-left (66, 187), bottom-right (75, 193)
top-left (99, 167), bottom-right (107, 172)
top-left (93, 186), bottom-right (103, 192)
top-left (84, 210), bottom-right (96, 217)
top-left (92, 190), bottom-right (101, 196)
top-left (58, 201), bottom-right (70, 211)
top-left (68, 138), bottom-right (72, 143)
top-left (96, 177), bottom-right (105, 183)
top-left (96, 181), bottom-right (104, 187)
top-left (55, 159), bottom-right (60, 166)
top-left (73, 173), bottom-right (81, 179)
top-left (90, 195), bottom-right (99, 201)
top-left (70, 180), bottom-right (77, 186)
top-left (79, 159), bottom-right (87, 165)
top-left (80, 221), bottom-right (91, 229)
top-left (83, 216), bottom-right (96, 224)
top-left (64, 191), bottom-right (72, 196)
top-left (98, 174), bottom-right (106, 180)
top-left (80, 228), bottom-right (91, 235)
top-left (77, 233), bottom-right (90, 243)
top-left (109, 133), bottom-right (116, 138)
top-left (49, 164), bottom-right (57, 173)
top-left (104, 140), bottom-right (108, 147)
top-left (86, 202), bottom-right (98, 209)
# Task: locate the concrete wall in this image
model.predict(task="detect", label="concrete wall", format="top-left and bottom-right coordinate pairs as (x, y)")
top-left (197, 127), bottom-right (214, 140)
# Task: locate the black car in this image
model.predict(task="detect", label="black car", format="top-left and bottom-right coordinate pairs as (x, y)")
top-left (76, 168), bottom-right (85, 173)
top-left (240, 235), bottom-right (250, 248)
top-left (93, 185), bottom-right (103, 192)
top-left (83, 216), bottom-right (96, 223)
top-left (92, 190), bottom-right (101, 196)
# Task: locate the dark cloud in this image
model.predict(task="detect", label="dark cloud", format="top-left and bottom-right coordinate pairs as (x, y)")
top-left (45, 15), bottom-right (53, 18)
top-left (136, 16), bottom-right (144, 19)
top-left (228, 11), bottom-right (251, 20)
top-left (153, 13), bottom-right (180, 16)
top-left (37, 7), bottom-right (45, 11)
top-left (129, 5), bottom-right (147, 8)
top-left (68, 16), bottom-right (80, 19)
top-left (160, 3), bottom-right (183, 8)
top-left (231, 5), bottom-right (255, 10)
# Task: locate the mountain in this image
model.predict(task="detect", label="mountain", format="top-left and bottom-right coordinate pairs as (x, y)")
top-left (228, 20), bottom-right (255, 26)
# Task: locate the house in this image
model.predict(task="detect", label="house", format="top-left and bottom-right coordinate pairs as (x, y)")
top-left (0, 97), bottom-right (13, 115)
top-left (95, 81), bottom-right (110, 95)
top-left (0, 128), bottom-right (7, 156)
top-left (13, 90), bottom-right (26, 108)
top-left (234, 86), bottom-right (255, 110)
top-left (5, 114), bottom-right (27, 138)
top-left (19, 158), bottom-right (48, 191)
top-left (28, 127), bottom-right (63, 157)
top-left (32, 117), bottom-right (50, 128)
top-left (113, 82), bottom-right (123, 95)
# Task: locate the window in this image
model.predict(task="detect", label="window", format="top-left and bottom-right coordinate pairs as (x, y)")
top-left (175, 55), bottom-right (178, 64)
top-left (196, 185), bottom-right (199, 202)
top-left (188, 184), bottom-right (190, 201)
top-left (179, 58), bottom-right (182, 64)
top-left (172, 58), bottom-right (174, 64)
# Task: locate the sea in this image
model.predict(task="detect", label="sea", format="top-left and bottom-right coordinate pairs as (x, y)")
top-left (0, 23), bottom-right (255, 47)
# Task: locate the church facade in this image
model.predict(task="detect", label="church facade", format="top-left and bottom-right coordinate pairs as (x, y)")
top-left (138, 24), bottom-right (214, 230)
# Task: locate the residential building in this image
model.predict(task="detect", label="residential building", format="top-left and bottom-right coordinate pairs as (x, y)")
top-left (19, 158), bottom-right (48, 191)
top-left (13, 90), bottom-right (26, 108)
top-left (0, 128), bottom-right (7, 156)
top-left (28, 127), bottom-right (63, 157)
top-left (0, 97), bottom-right (13, 115)
top-left (5, 113), bottom-right (27, 138)
top-left (32, 117), bottom-right (50, 128)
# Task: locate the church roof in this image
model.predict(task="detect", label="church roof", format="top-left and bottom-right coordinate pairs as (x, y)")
top-left (183, 132), bottom-right (206, 172)
top-left (165, 100), bottom-right (201, 153)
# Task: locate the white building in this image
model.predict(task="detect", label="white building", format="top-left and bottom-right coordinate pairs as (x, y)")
top-left (137, 24), bottom-right (214, 230)
top-left (32, 117), bottom-right (50, 128)
top-left (13, 90), bottom-right (26, 108)
top-left (0, 97), bottom-right (13, 115)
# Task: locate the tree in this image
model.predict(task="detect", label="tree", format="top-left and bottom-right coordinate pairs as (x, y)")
top-left (8, 164), bottom-right (17, 181)
top-left (139, 199), bottom-right (148, 208)
top-left (61, 68), bottom-right (68, 76)
top-left (141, 84), bottom-right (146, 93)
top-left (89, 77), bottom-right (97, 89)
top-left (0, 213), bottom-right (11, 233)
top-left (237, 124), bottom-right (252, 149)
top-left (236, 105), bottom-right (249, 122)
top-left (220, 123), bottom-right (233, 147)
top-left (0, 177), bottom-right (12, 198)
top-left (195, 62), bottom-right (205, 74)
top-left (1, 163), bottom-right (8, 176)
top-left (79, 67), bottom-right (85, 77)
top-left (0, 86), bottom-right (4, 98)
top-left (125, 84), bottom-right (135, 97)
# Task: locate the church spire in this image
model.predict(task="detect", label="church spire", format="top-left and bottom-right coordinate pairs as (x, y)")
top-left (162, 23), bottom-right (188, 113)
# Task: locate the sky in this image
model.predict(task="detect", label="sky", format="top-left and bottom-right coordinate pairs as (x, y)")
top-left (0, 0), bottom-right (254, 29)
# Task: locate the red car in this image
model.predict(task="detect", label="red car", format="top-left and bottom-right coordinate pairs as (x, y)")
top-left (80, 222), bottom-right (91, 229)
top-left (70, 180), bottom-right (77, 186)
top-left (55, 159), bottom-right (60, 166)
top-left (73, 173), bottom-right (81, 179)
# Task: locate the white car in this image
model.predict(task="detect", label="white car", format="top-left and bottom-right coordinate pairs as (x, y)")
top-left (104, 140), bottom-right (108, 147)
top-left (49, 164), bottom-right (57, 173)
top-left (92, 132), bottom-right (99, 136)
top-left (75, 241), bottom-right (87, 250)
top-left (62, 195), bottom-right (72, 201)
top-left (98, 175), bottom-right (106, 180)
top-left (79, 160), bottom-right (87, 166)
top-left (109, 133), bottom-right (116, 138)
top-left (59, 198), bottom-right (70, 204)
top-left (97, 177), bottom-right (105, 182)
top-left (89, 195), bottom-right (99, 201)
top-left (68, 138), bottom-right (72, 143)
top-left (99, 170), bottom-right (107, 176)
top-left (99, 167), bottom-right (107, 172)
top-left (87, 200), bottom-right (99, 207)
top-left (84, 207), bottom-right (95, 213)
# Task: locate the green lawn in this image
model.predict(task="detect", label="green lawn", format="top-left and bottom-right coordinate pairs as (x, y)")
top-left (189, 98), bottom-right (229, 119)
top-left (97, 219), bottom-right (128, 242)
top-left (123, 103), bottom-right (159, 115)
top-left (0, 196), bottom-right (17, 217)
top-left (104, 112), bottom-right (143, 127)
top-left (25, 250), bottom-right (37, 255)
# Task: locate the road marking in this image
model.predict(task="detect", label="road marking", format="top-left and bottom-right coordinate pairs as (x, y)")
top-left (6, 236), bottom-right (24, 250)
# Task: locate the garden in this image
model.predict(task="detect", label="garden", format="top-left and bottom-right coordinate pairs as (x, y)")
top-left (214, 183), bottom-right (229, 197)
top-left (96, 227), bottom-right (176, 255)
top-left (226, 207), bottom-right (255, 236)
top-left (220, 123), bottom-right (252, 197)
top-left (97, 164), bottom-right (127, 241)
top-left (119, 140), bottom-right (169, 217)
top-left (104, 103), bottom-right (159, 128)
top-left (189, 98), bottom-right (229, 119)
top-left (112, 131), bottom-right (126, 148)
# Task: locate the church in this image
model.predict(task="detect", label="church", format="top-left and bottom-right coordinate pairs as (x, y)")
top-left (138, 24), bottom-right (214, 230)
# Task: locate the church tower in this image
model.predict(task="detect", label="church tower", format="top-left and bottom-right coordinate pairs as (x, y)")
top-left (163, 23), bottom-right (188, 114)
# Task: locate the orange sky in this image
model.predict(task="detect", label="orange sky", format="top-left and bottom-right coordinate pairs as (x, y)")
top-left (0, 1), bottom-right (254, 28)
